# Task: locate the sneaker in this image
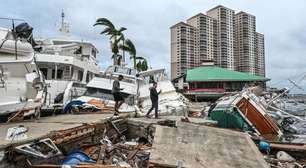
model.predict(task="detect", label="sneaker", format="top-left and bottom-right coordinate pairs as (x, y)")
top-left (145, 115), bottom-right (151, 118)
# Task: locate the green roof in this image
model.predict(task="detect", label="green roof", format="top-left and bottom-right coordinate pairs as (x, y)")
top-left (186, 66), bottom-right (269, 82)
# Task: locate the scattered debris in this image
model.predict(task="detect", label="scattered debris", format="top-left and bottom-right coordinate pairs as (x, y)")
top-left (5, 125), bottom-right (28, 141)
top-left (276, 151), bottom-right (295, 163)
top-left (3, 88), bottom-right (306, 168)
top-left (14, 138), bottom-right (62, 158)
top-left (63, 150), bottom-right (96, 165)
top-left (209, 92), bottom-right (283, 140)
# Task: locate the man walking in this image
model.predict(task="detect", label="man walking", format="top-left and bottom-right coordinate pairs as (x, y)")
top-left (146, 82), bottom-right (161, 119)
top-left (112, 75), bottom-right (124, 116)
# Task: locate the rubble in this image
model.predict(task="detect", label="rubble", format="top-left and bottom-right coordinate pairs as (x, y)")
top-left (2, 88), bottom-right (306, 168)
top-left (6, 125), bottom-right (28, 141)
top-left (276, 151), bottom-right (295, 163)
top-left (209, 92), bottom-right (282, 140)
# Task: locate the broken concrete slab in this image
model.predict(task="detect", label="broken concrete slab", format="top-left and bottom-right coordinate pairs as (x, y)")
top-left (0, 113), bottom-right (127, 149)
top-left (149, 123), bottom-right (269, 168)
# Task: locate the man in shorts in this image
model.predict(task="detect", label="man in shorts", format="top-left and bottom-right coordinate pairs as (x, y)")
top-left (112, 75), bottom-right (124, 115)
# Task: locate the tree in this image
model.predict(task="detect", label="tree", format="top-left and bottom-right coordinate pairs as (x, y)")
top-left (119, 39), bottom-right (148, 71)
top-left (135, 57), bottom-right (148, 72)
top-left (120, 39), bottom-right (137, 68)
top-left (94, 18), bottom-right (126, 65)
top-left (141, 59), bottom-right (148, 71)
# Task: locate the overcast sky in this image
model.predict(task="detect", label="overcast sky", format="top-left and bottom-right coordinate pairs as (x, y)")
top-left (1, 0), bottom-right (306, 92)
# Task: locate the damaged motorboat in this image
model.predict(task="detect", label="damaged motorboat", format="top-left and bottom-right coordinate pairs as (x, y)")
top-left (208, 89), bottom-right (306, 166)
top-left (209, 91), bottom-right (283, 140)
top-left (0, 21), bottom-right (45, 122)
top-left (72, 65), bottom-right (188, 116)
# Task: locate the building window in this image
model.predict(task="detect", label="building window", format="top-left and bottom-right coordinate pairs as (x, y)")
top-left (40, 68), bottom-right (48, 79)
top-left (78, 70), bottom-right (83, 81)
top-left (52, 69), bottom-right (63, 79)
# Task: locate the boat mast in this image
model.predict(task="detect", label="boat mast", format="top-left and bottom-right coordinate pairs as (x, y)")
top-left (59, 9), bottom-right (70, 36)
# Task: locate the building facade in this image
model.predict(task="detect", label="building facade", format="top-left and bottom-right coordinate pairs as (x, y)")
top-left (170, 5), bottom-right (265, 79)
top-left (234, 12), bottom-right (257, 75)
top-left (255, 32), bottom-right (265, 76)
top-left (170, 22), bottom-right (197, 78)
top-left (207, 6), bottom-right (235, 70)
top-left (187, 13), bottom-right (218, 64)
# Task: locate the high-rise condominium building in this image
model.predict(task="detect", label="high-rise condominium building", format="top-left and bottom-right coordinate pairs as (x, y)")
top-left (170, 22), bottom-right (197, 78)
top-left (170, 5), bottom-right (265, 79)
top-left (207, 5), bottom-right (235, 70)
top-left (187, 13), bottom-right (217, 64)
top-left (234, 12), bottom-right (256, 75)
top-left (255, 32), bottom-right (265, 76)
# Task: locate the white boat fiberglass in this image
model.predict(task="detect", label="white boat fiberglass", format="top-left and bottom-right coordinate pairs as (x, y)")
top-left (34, 12), bottom-right (101, 110)
top-left (0, 26), bottom-right (44, 120)
top-left (77, 65), bottom-right (188, 115)
top-left (35, 38), bottom-right (100, 109)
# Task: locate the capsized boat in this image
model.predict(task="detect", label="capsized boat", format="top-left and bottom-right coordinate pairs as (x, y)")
top-left (0, 22), bottom-right (45, 122)
top-left (74, 65), bottom-right (188, 115)
top-left (209, 91), bottom-right (283, 140)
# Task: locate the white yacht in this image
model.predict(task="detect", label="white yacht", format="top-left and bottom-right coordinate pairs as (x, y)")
top-left (76, 65), bottom-right (188, 115)
top-left (0, 23), bottom-right (44, 121)
top-left (34, 12), bottom-right (100, 110)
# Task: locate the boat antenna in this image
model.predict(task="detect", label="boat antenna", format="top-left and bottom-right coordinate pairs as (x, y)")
top-left (59, 9), bottom-right (70, 36)
top-left (61, 9), bottom-right (64, 27)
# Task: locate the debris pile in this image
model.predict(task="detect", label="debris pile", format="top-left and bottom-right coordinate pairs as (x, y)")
top-left (206, 90), bottom-right (306, 167)
top-left (80, 137), bottom-right (151, 167)
top-left (7, 118), bottom-right (155, 168)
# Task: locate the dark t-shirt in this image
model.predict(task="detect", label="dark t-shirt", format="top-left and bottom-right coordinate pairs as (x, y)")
top-left (112, 80), bottom-right (120, 94)
top-left (150, 87), bottom-right (159, 102)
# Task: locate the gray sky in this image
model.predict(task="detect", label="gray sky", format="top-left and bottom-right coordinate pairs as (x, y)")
top-left (1, 0), bottom-right (306, 92)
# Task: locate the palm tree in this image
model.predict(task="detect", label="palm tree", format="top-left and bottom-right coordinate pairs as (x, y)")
top-left (136, 58), bottom-right (148, 72)
top-left (94, 18), bottom-right (126, 65)
top-left (120, 38), bottom-right (149, 71)
top-left (120, 39), bottom-right (137, 68)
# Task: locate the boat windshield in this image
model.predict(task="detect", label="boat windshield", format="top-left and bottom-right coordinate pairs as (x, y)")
top-left (106, 66), bottom-right (137, 76)
top-left (83, 87), bottom-right (129, 100)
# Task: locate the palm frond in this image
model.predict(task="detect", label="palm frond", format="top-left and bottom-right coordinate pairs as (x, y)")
top-left (100, 27), bottom-right (112, 35)
top-left (141, 59), bottom-right (148, 71)
top-left (118, 27), bottom-right (127, 33)
top-left (135, 56), bottom-right (144, 60)
top-left (117, 34), bottom-right (125, 42)
top-left (94, 18), bottom-right (115, 29)
top-left (136, 61), bottom-right (142, 71)
top-left (119, 44), bottom-right (130, 51)
top-left (124, 39), bottom-right (136, 56)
